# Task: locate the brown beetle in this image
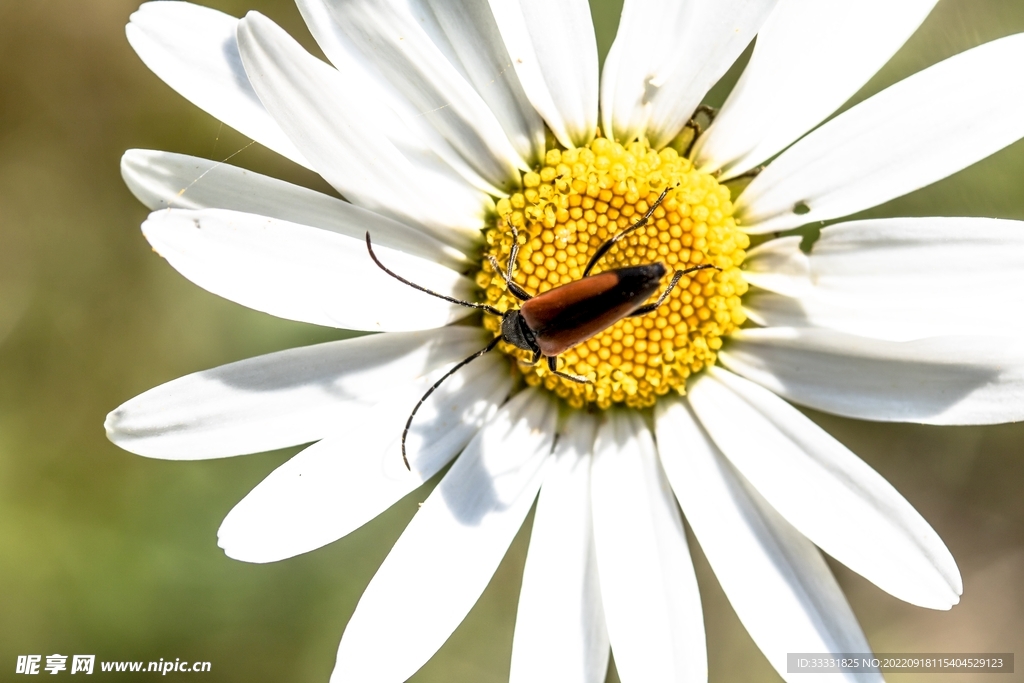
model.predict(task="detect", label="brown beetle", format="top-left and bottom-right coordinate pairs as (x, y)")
top-left (366, 187), bottom-right (720, 468)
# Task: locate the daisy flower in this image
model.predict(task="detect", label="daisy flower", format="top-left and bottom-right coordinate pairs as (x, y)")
top-left (107, 0), bottom-right (1024, 681)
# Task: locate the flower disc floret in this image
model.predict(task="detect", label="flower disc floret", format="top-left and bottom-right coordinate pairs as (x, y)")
top-left (479, 137), bottom-right (749, 409)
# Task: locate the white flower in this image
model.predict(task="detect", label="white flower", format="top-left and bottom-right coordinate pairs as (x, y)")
top-left (107, 1), bottom-right (1024, 682)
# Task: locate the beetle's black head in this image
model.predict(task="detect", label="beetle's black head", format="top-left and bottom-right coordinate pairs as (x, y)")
top-left (501, 310), bottom-right (538, 353)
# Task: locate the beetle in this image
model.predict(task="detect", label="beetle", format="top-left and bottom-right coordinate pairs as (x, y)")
top-left (365, 187), bottom-right (720, 469)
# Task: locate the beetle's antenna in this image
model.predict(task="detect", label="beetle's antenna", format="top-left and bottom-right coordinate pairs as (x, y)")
top-left (366, 232), bottom-right (502, 316)
top-left (401, 336), bottom-right (502, 470)
top-left (583, 186), bottom-right (672, 277)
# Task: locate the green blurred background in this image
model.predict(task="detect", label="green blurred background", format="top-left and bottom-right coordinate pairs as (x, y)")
top-left (1, 0), bottom-right (1022, 681)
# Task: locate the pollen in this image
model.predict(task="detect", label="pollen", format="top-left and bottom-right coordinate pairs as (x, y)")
top-left (478, 137), bottom-right (749, 409)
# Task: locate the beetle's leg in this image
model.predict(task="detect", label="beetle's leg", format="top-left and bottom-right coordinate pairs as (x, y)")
top-left (487, 218), bottom-right (532, 301)
top-left (630, 264), bottom-right (722, 317)
top-left (488, 256), bottom-right (532, 302)
top-left (630, 271), bottom-right (684, 317)
top-left (547, 356), bottom-right (589, 384)
top-left (506, 221), bottom-right (522, 285)
top-left (513, 349), bottom-right (543, 366)
top-left (512, 349), bottom-right (542, 375)
top-left (583, 187), bottom-right (672, 277)
top-left (401, 336), bottom-right (502, 470)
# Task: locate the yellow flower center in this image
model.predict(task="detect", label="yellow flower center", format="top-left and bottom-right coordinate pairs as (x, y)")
top-left (478, 137), bottom-right (749, 409)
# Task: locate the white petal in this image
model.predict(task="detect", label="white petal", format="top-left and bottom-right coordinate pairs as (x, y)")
top-left (236, 11), bottom-right (491, 246)
top-left (694, 0), bottom-right (937, 178)
top-left (656, 399), bottom-right (882, 683)
top-left (743, 217), bottom-right (1024, 341)
top-left (218, 352), bottom-right (512, 562)
top-left (141, 208), bottom-right (474, 331)
top-left (738, 33), bottom-right (1024, 233)
top-left (332, 389), bottom-right (557, 683)
top-left (739, 234), bottom-right (808, 295)
top-left (489, 0), bottom-right (599, 148)
top-left (721, 327), bottom-right (1024, 426)
top-left (126, 2), bottom-right (309, 168)
top-left (688, 367), bottom-right (962, 609)
top-left (294, 0), bottom-right (510, 199)
top-left (105, 327), bottom-right (489, 459)
top-left (600, 0), bottom-right (777, 147)
top-left (591, 410), bottom-right (705, 683)
top-left (421, 0), bottom-right (547, 164)
top-left (121, 149), bottom-right (469, 270)
top-left (300, 0), bottom-right (535, 188)
top-left (511, 412), bottom-right (608, 683)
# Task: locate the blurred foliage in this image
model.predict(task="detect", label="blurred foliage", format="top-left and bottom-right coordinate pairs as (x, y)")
top-left (0, 0), bottom-right (1021, 681)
